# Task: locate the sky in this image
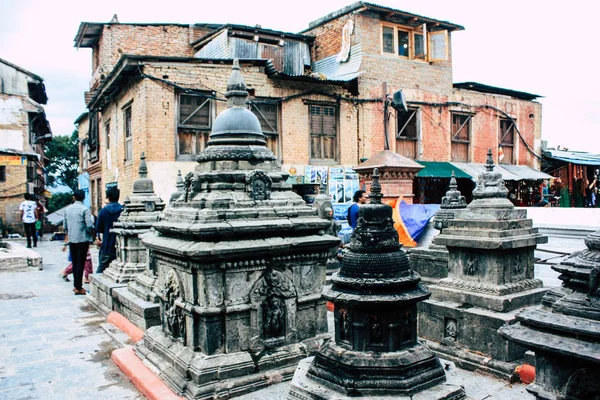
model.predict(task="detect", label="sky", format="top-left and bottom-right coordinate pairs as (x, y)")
top-left (2, 0), bottom-right (598, 153)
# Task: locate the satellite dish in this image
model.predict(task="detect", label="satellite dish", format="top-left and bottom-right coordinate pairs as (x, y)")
top-left (391, 90), bottom-right (407, 112)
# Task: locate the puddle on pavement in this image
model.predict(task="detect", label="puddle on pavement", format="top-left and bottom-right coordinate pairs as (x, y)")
top-left (91, 340), bottom-right (118, 362)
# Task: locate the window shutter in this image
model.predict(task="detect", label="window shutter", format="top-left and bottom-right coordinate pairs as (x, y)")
top-left (428, 30), bottom-right (448, 62)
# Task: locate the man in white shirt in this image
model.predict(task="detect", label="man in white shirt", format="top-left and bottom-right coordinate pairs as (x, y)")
top-left (19, 193), bottom-right (38, 248)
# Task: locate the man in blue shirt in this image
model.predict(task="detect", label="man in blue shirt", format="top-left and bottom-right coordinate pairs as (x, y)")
top-left (347, 190), bottom-right (368, 229)
top-left (95, 186), bottom-right (123, 273)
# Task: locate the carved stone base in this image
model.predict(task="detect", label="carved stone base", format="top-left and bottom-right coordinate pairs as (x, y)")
top-left (409, 244), bottom-right (449, 285)
top-left (428, 284), bottom-right (547, 312)
top-left (112, 287), bottom-right (160, 330)
top-left (103, 261), bottom-right (147, 284)
top-left (418, 298), bottom-right (536, 366)
top-left (136, 326), bottom-right (329, 399)
top-left (127, 270), bottom-right (158, 302)
top-left (288, 357), bottom-right (466, 400)
top-left (87, 273), bottom-right (127, 315)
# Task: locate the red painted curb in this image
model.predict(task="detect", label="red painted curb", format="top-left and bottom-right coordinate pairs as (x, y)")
top-left (112, 346), bottom-right (184, 400)
top-left (107, 311), bottom-right (144, 343)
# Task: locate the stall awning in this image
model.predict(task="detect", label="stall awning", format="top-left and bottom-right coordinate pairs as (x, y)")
top-left (500, 165), bottom-right (552, 180)
top-left (450, 162), bottom-right (551, 181)
top-left (543, 149), bottom-right (600, 166)
top-left (416, 161), bottom-right (471, 179)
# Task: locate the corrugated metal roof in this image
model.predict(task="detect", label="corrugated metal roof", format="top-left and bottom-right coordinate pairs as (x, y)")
top-left (544, 150), bottom-right (600, 166)
top-left (453, 82), bottom-right (541, 101)
top-left (196, 30), bottom-right (231, 59)
top-left (313, 43), bottom-right (362, 81)
top-left (450, 162), bottom-right (551, 181)
top-left (500, 165), bottom-right (552, 180)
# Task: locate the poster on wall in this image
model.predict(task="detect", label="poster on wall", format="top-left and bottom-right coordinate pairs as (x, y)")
top-left (305, 166), bottom-right (328, 185)
top-left (328, 167), bottom-right (359, 204)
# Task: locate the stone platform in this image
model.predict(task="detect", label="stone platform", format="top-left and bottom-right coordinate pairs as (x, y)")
top-left (0, 240), bottom-right (42, 271)
top-left (87, 273), bottom-right (127, 315)
top-left (289, 357), bottom-right (466, 400)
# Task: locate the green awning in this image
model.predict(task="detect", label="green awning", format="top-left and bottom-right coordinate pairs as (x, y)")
top-left (415, 161), bottom-right (471, 178)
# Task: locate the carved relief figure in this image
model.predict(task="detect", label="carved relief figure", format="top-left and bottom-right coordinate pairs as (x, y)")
top-left (162, 269), bottom-right (186, 342)
top-left (369, 316), bottom-right (383, 344)
top-left (445, 318), bottom-right (457, 342)
top-left (263, 295), bottom-right (286, 338)
top-left (339, 308), bottom-right (350, 342)
top-left (464, 257), bottom-right (478, 276)
top-left (246, 170), bottom-right (272, 201)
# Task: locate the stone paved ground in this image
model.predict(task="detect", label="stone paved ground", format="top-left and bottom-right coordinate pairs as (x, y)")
top-left (0, 233), bottom-right (587, 400)
top-left (0, 238), bottom-right (143, 400)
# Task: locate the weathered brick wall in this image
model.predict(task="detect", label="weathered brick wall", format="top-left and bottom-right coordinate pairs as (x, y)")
top-left (0, 165), bottom-right (27, 234)
top-left (305, 14), bottom-right (348, 61)
top-left (94, 25), bottom-right (194, 81)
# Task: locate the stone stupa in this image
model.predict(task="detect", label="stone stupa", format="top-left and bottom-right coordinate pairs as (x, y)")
top-left (410, 171), bottom-right (467, 284)
top-left (289, 168), bottom-right (466, 399)
top-left (88, 153), bottom-right (165, 319)
top-left (135, 60), bottom-right (340, 399)
top-left (500, 229), bottom-right (600, 399)
top-left (418, 149), bottom-right (548, 378)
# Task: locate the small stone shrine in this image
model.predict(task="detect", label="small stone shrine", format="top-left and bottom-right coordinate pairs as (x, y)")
top-left (500, 228), bottom-right (600, 399)
top-left (135, 60), bottom-right (340, 399)
top-left (410, 171), bottom-right (467, 284)
top-left (418, 150), bottom-right (548, 377)
top-left (288, 169), bottom-right (466, 399)
top-left (88, 153), bottom-right (165, 322)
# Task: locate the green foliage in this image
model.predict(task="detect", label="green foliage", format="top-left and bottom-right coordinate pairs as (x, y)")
top-left (44, 130), bottom-right (79, 191)
top-left (47, 192), bottom-right (73, 214)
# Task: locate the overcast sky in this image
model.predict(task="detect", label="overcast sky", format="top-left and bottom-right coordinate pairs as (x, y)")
top-left (2, 0), bottom-right (597, 153)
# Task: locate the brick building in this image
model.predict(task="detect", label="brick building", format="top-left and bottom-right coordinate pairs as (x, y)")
top-left (0, 58), bottom-right (52, 235)
top-left (73, 2), bottom-right (547, 206)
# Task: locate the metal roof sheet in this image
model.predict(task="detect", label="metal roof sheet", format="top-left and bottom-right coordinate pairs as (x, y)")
top-left (544, 150), bottom-right (600, 166)
top-left (450, 162), bottom-right (550, 181)
top-left (313, 43), bottom-right (363, 81)
top-left (453, 82), bottom-right (541, 101)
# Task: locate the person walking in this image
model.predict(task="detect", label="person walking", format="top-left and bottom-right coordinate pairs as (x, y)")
top-left (62, 190), bottom-right (94, 295)
top-left (61, 248), bottom-right (94, 283)
top-left (35, 198), bottom-right (45, 239)
top-left (19, 193), bottom-right (38, 248)
top-left (95, 186), bottom-right (122, 274)
top-left (347, 189), bottom-right (368, 229)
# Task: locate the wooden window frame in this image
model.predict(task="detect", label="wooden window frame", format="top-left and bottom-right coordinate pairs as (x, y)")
top-left (451, 112), bottom-right (472, 162)
top-left (249, 98), bottom-right (280, 158)
top-left (123, 105), bottom-right (133, 163)
top-left (380, 23), bottom-right (431, 61)
top-left (499, 118), bottom-right (516, 164)
top-left (104, 119), bottom-right (111, 150)
top-left (176, 92), bottom-right (213, 161)
top-left (308, 102), bottom-right (338, 164)
top-left (396, 107), bottom-right (419, 159)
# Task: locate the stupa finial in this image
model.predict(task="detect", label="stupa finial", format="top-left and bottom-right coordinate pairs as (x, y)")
top-left (226, 58), bottom-right (248, 108)
top-left (139, 152), bottom-right (148, 179)
top-left (369, 168), bottom-right (383, 204)
top-left (485, 148), bottom-right (495, 172)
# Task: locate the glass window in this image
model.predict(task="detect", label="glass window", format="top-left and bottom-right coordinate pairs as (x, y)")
top-left (397, 30), bottom-right (409, 57)
top-left (382, 26), bottom-right (394, 53)
top-left (0, 166), bottom-right (5, 182)
top-left (124, 106), bottom-right (132, 162)
top-left (414, 33), bottom-right (425, 59)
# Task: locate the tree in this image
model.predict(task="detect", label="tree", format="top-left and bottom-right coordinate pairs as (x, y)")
top-left (44, 130), bottom-right (79, 191)
top-left (47, 192), bottom-right (73, 214)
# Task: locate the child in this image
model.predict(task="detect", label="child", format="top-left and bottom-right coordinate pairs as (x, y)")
top-left (61, 249), bottom-right (94, 283)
